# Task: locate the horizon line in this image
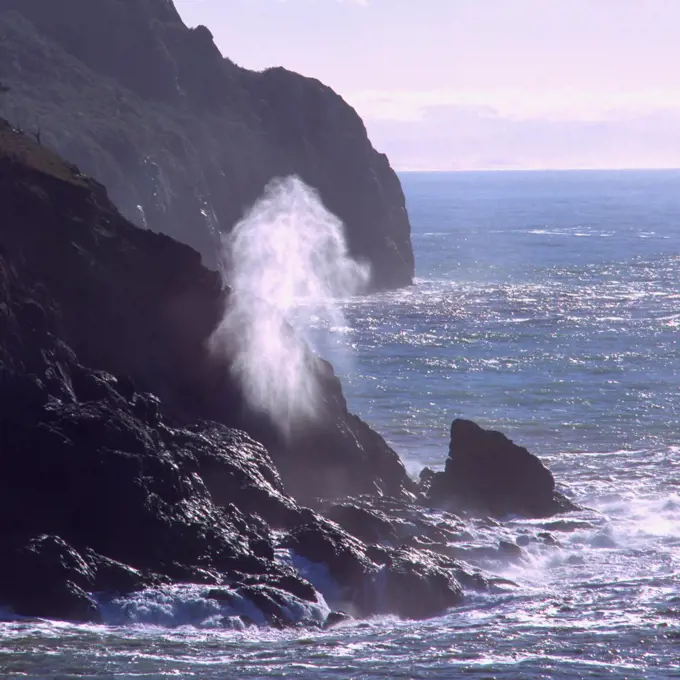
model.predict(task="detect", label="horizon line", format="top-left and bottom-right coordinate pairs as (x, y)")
top-left (395, 166), bottom-right (680, 174)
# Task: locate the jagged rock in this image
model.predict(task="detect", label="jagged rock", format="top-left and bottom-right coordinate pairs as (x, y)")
top-left (317, 495), bottom-right (468, 553)
top-left (281, 518), bottom-right (482, 620)
top-left (0, 0), bottom-right (414, 291)
top-left (283, 521), bottom-right (372, 592)
top-left (0, 115), bottom-right (413, 509)
top-left (324, 611), bottom-right (352, 628)
top-left (0, 121), bottom-right (426, 623)
top-left (428, 419), bottom-right (577, 518)
top-left (376, 548), bottom-right (464, 620)
top-left (0, 535), bottom-right (101, 622)
top-left (86, 551), bottom-right (158, 595)
top-left (418, 466), bottom-right (436, 494)
top-left (325, 503), bottom-right (399, 546)
top-left (183, 425), bottom-right (303, 529)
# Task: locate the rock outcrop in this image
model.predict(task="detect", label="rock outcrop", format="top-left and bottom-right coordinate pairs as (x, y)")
top-left (427, 419), bottom-right (577, 518)
top-left (0, 120), bottom-right (442, 625)
top-left (0, 0), bottom-right (414, 291)
top-left (0, 119), bottom-right (576, 626)
top-left (0, 117), bottom-right (414, 504)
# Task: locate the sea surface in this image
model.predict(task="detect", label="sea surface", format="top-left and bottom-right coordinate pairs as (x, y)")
top-left (2, 170), bottom-right (679, 679)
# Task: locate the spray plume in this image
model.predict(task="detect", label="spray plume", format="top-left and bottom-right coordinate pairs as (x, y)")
top-left (209, 176), bottom-right (370, 434)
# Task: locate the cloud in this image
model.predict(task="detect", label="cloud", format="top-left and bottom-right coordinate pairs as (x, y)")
top-left (360, 103), bottom-right (680, 171)
top-left (346, 88), bottom-right (680, 124)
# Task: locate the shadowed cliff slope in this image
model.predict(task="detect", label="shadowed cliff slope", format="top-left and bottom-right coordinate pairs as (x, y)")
top-left (0, 0), bottom-right (414, 291)
top-left (0, 116), bottom-right (414, 504)
top-left (0, 120), bottom-right (486, 625)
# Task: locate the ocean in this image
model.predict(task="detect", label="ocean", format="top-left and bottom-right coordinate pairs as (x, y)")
top-left (2, 170), bottom-right (679, 678)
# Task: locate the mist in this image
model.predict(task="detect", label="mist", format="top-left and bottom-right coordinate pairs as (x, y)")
top-left (209, 176), bottom-right (370, 434)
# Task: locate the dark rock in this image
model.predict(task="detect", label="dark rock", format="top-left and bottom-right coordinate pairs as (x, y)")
top-left (537, 532), bottom-right (559, 546)
top-left (0, 0), bottom-right (414, 291)
top-left (418, 466), bottom-right (436, 494)
top-left (205, 588), bottom-right (237, 604)
top-left (366, 545), bottom-right (392, 566)
top-left (283, 521), bottom-right (372, 590)
top-left (269, 575), bottom-right (317, 603)
top-left (318, 494), bottom-right (467, 555)
top-left (282, 517), bottom-right (478, 621)
top-left (498, 540), bottom-right (524, 561)
top-left (326, 503), bottom-right (399, 545)
top-left (0, 121), bottom-right (495, 627)
top-left (324, 611), bottom-right (352, 628)
top-left (185, 425), bottom-right (302, 529)
top-left (86, 550), bottom-right (155, 594)
top-left (428, 419), bottom-right (577, 518)
top-left (378, 548), bottom-right (464, 620)
top-left (0, 535), bottom-right (100, 622)
top-left (542, 519), bottom-right (595, 532)
top-left (0, 114), bottom-right (413, 528)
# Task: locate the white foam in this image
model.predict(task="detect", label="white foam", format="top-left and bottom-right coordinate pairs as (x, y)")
top-left (98, 582), bottom-right (329, 629)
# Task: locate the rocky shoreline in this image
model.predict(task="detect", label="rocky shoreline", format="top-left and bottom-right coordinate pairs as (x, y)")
top-left (0, 120), bottom-right (577, 628)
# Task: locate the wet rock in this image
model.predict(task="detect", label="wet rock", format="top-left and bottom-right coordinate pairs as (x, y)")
top-left (542, 519), bottom-right (596, 532)
top-left (317, 494), bottom-right (467, 556)
top-left (0, 122), bottom-right (507, 627)
top-left (366, 545), bottom-right (392, 566)
top-left (283, 521), bottom-right (372, 590)
top-left (324, 611), bottom-right (352, 628)
top-left (236, 585), bottom-right (292, 626)
top-left (498, 540), bottom-right (524, 561)
top-left (0, 535), bottom-right (100, 622)
top-left (86, 551), bottom-right (156, 594)
top-left (185, 425), bottom-right (302, 529)
top-left (376, 547), bottom-right (464, 620)
top-left (267, 575), bottom-right (317, 603)
top-left (282, 517), bottom-right (481, 621)
top-left (418, 467), bottom-right (436, 494)
top-left (428, 419), bottom-right (577, 518)
top-left (537, 532), bottom-right (559, 546)
top-left (0, 117), bottom-right (415, 508)
top-left (207, 584), bottom-right (319, 628)
top-left (326, 503), bottom-right (399, 545)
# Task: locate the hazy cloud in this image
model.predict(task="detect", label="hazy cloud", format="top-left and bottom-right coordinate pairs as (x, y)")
top-left (363, 104), bottom-right (680, 171)
top-left (346, 88), bottom-right (680, 124)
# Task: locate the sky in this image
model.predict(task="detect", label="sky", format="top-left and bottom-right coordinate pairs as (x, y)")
top-left (174, 0), bottom-right (680, 171)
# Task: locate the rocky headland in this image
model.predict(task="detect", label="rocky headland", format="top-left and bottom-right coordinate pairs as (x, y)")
top-left (0, 0), bottom-right (414, 291)
top-left (0, 118), bottom-right (577, 627)
top-left (0, 0), bottom-right (578, 630)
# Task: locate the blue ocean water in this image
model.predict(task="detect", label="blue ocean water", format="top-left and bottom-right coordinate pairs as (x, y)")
top-left (2, 170), bottom-right (679, 679)
top-left (343, 170), bottom-right (680, 467)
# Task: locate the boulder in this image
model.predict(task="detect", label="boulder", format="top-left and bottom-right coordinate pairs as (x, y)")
top-left (325, 503), bottom-right (399, 546)
top-left (283, 521), bottom-right (372, 592)
top-left (428, 419), bottom-right (577, 518)
top-left (324, 611), bottom-right (352, 628)
top-left (377, 548), bottom-right (464, 620)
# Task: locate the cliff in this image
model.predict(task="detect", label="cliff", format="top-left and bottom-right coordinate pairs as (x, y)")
top-left (0, 0), bottom-right (414, 291)
top-left (0, 120), bottom-right (481, 625)
top-left (0, 120), bottom-right (575, 625)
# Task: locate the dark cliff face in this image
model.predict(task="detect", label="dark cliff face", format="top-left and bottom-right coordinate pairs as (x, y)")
top-left (0, 0), bottom-right (414, 291)
top-left (0, 117), bottom-right (413, 506)
top-left (0, 121), bottom-right (476, 625)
